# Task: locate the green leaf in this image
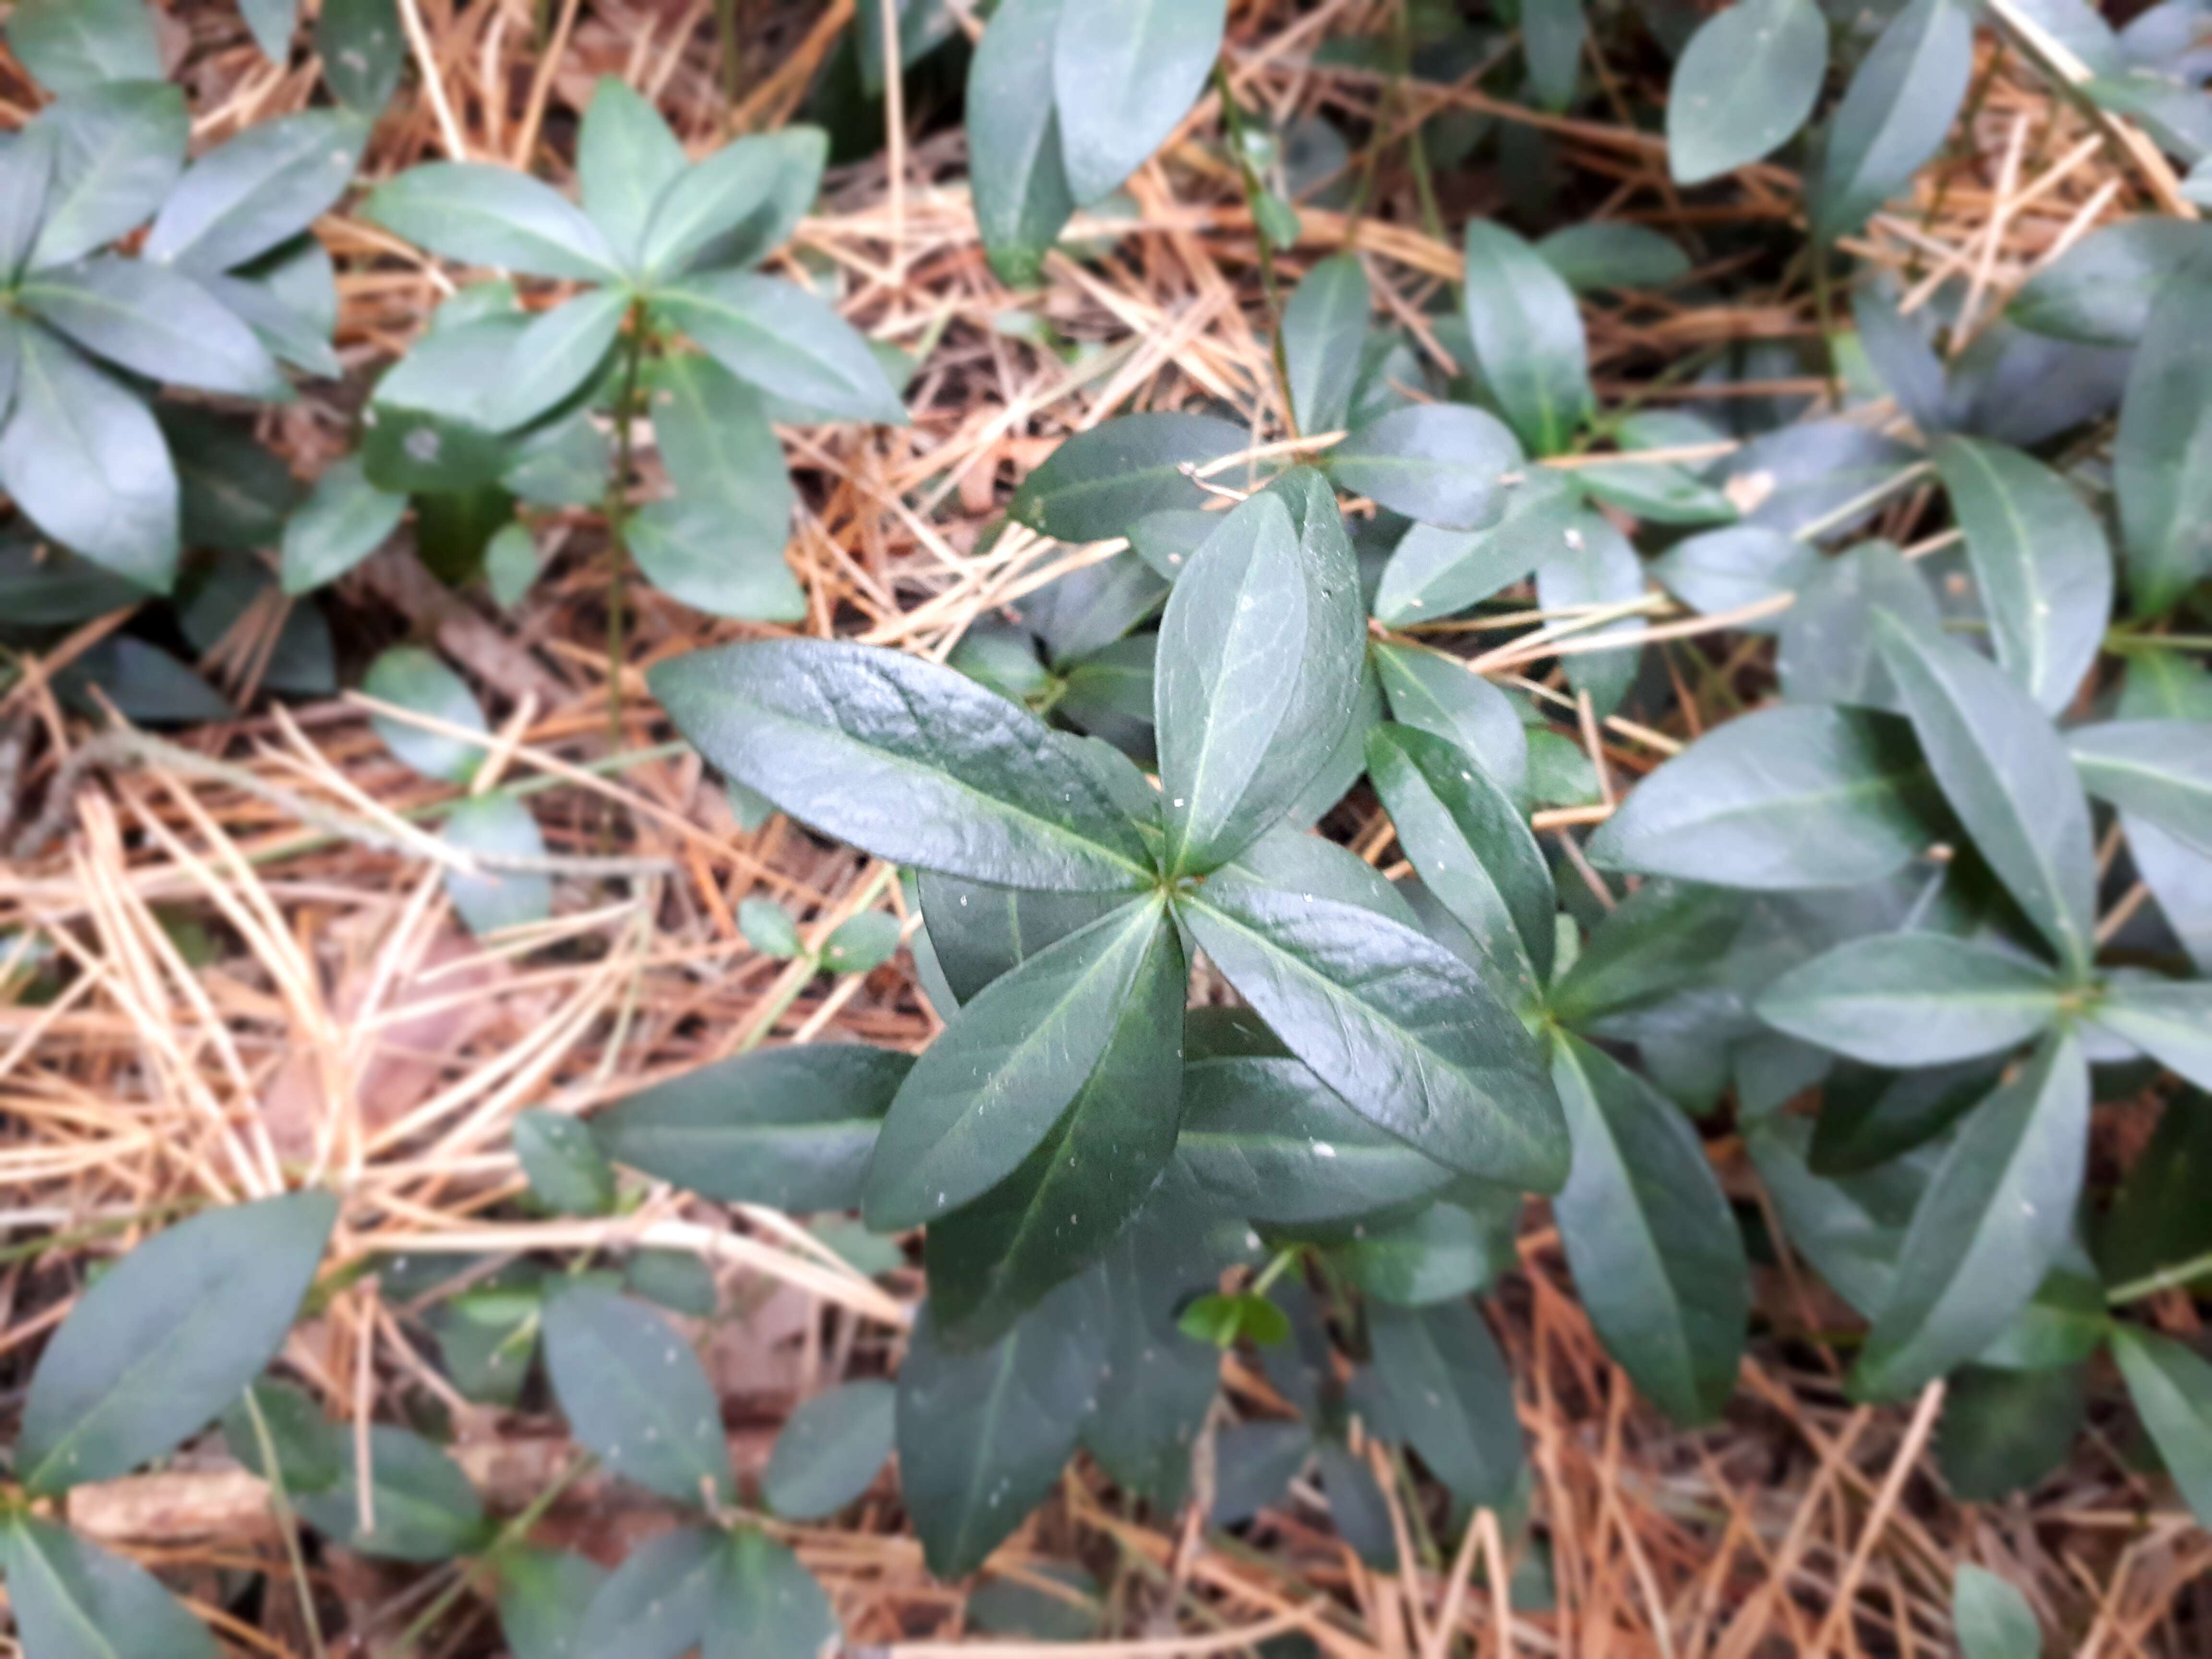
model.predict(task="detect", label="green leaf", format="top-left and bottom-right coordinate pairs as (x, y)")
top-left (897, 1277), bottom-right (1104, 1579)
top-left (280, 455), bottom-right (408, 593)
top-left (2098, 1089), bottom-right (2212, 1296)
top-left (2112, 1325), bottom-right (2212, 1527)
top-left (242, 0), bottom-right (298, 60)
top-left (866, 896), bottom-right (1177, 1229)
top-left (1872, 608), bottom-right (2098, 978)
top-left (1050, 0), bottom-right (1226, 203)
top-left (740, 897), bottom-right (806, 959)
top-left (19, 1190), bottom-right (334, 1493)
top-left (1810, 1058), bottom-right (1999, 1175)
top-left (541, 1284), bottom-right (733, 1506)
top-left (628, 495), bottom-right (805, 622)
top-left (651, 271), bottom-right (904, 424)
top-left (1369, 1299), bottom-right (1521, 1509)
top-left (54, 638), bottom-right (233, 725)
top-left (1281, 252), bottom-right (1369, 435)
top-left (1812, 0), bottom-right (1973, 241)
top-left (649, 638), bottom-right (1155, 890)
top-left (29, 82), bottom-right (189, 269)
top-left (363, 646), bottom-right (488, 785)
top-left (967, 0), bottom-right (1078, 286)
top-left (1576, 457), bottom-right (1738, 526)
top-left (1756, 933), bottom-right (2064, 1065)
top-left (1533, 511), bottom-right (1646, 718)
top-left (1931, 436), bottom-right (2111, 713)
top-left (6, 0), bottom-right (159, 92)
top-left (1777, 540), bottom-right (1944, 709)
top-left (1368, 722), bottom-right (1555, 1010)
top-left (1666, 0), bottom-right (1827, 183)
top-left (1371, 469), bottom-right (1579, 625)
top-left (703, 1531), bottom-right (840, 1659)
top-left (485, 522), bottom-right (548, 609)
top-left (1954, 1565), bottom-right (2041, 1659)
top-left (2069, 720), bottom-right (2212, 859)
top-left (1936, 1364), bottom-right (2087, 1502)
top-left (427, 1286), bottom-right (540, 1405)
top-left (592, 1044), bottom-right (911, 1212)
top-left (361, 305), bottom-right (531, 493)
top-left (2010, 219), bottom-right (2212, 346)
top-left (622, 1250), bottom-right (717, 1317)
top-left (823, 910), bottom-right (901, 974)
top-left (1155, 484), bottom-right (1363, 874)
top-left (0, 325), bottom-right (178, 591)
top-left (1333, 1190), bottom-right (1520, 1305)
top-left (2090, 977), bottom-right (2212, 1091)
top-left (514, 1109), bottom-right (616, 1215)
top-left (498, 1549), bottom-right (609, 1659)
top-left (143, 109), bottom-right (369, 274)
top-left (577, 77), bottom-right (685, 269)
top-left (637, 127), bottom-right (826, 279)
top-left (1214, 822), bottom-right (1419, 928)
top-left (1461, 220), bottom-right (1593, 456)
top-left (1373, 639), bottom-right (1529, 801)
top-left (293, 1425), bottom-right (490, 1560)
top-left (1179, 885), bottom-right (1569, 1192)
top-left (764, 1381), bottom-right (895, 1519)
top-left (0, 126), bottom-right (59, 282)
top-left (917, 872), bottom-right (1127, 1006)
top-left (1178, 1290), bottom-right (1289, 1346)
top-left (2115, 266), bottom-right (2212, 619)
top-left (316, 0), bottom-right (404, 112)
top-left (1537, 221), bottom-right (1693, 292)
top-left (1551, 1033), bottom-right (1749, 1424)
top-left (651, 348), bottom-right (793, 523)
top-left (1587, 705), bottom-right (1941, 890)
top-left (20, 255), bottom-right (287, 397)
top-left (0, 1514), bottom-right (216, 1659)
top-left (1748, 1114), bottom-right (1930, 1319)
top-left (1315, 1438), bottom-right (1395, 1566)
top-left (444, 795), bottom-right (551, 936)
top-left (225, 1380), bottom-right (344, 1492)
top-left (1007, 411), bottom-right (1251, 543)
top-left (486, 286), bottom-right (627, 433)
top-left (1330, 403), bottom-right (1523, 530)
top-left (1546, 880), bottom-right (1747, 1028)
top-left (1211, 1420), bottom-right (1313, 1523)
top-left (364, 162), bottom-right (622, 281)
top-left (577, 1527), bottom-right (721, 1659)
top-left (1853, 1032), bottom-right (2089, 1399)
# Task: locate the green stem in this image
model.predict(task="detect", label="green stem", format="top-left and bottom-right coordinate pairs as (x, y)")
top-left (1250, 1247), bottom-right (1300, 1298)
top-left (733, 863), bottom-right (896, 1053)
top-left (242, 1389), bottom-right (330, 1659)
top-left (1212, 63), bottom-right (1297, 432)
top-left (717, 0), bottom-right (744, 108)
top-left (2108, 1250), bottom-right (2212, 1307)
top-left (1809, 245), bottom-right (1843, 410)
top-left (604, 303), bottom-right (650, 759)
top-left (385, 1454), bottom-right (596, 1656)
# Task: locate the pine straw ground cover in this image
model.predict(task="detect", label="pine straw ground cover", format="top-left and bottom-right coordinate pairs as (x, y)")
top-left (0, 0), bottom-right (2208, 1653)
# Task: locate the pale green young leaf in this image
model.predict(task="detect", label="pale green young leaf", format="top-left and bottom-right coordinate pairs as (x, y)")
top-left (20, 255), bottom-right (287, 397)
top-left (1334, 1190), bottom-right (1520, 1306)
top-left (967, 0), bottom-right (1077, 286)
top-left (577, 77), bottom-right (685, 269)
top-left (0, 1514), bottom-right (216, 1659)
top-left (143, 108), bottom-right (370, 274)
top-left (1666, 0), bottom-right (1828, 184)
top-left (823, 910), bottom-right (902, 974)
top-left (484, 521), bottom-right (541, 608)
top-left (765, 1381), bottom-right (896, 1520)
top-left (1462, 220), bottom-right (1593, 456)
top-left (1329, 403), bottom-right (1523, 530)
top-left (1050, 0), bottom-right (1226, 203)
top-left (1813, 0), bottom-right (1974, 240)
top-left (541, 1284), bottom-right (733, 1505)
top-left (363, 646), bottom-right (488, 785)
top-left (652, 270), bottom-right (906, 424)
top-left (1755, 933), bottom-right (2065, 1065)
top-left (1281, 252), bottom-right (1370, 435)
top-left (364, 162), bottom-right (622, 281)
top-left (1007, 411), bottom-right (1251, 543)
top-left (28, 82), bottom-right (189, 269)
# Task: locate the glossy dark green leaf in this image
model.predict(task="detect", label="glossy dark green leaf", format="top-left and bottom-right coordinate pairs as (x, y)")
top-left (1552, 1033), bottom-right (1748, 1423)
top-left (1776, 541), bottom-right (1941, 710)
top-left (28, 83), bottom-right (188, 270)
top-left (703, 1530), bottom-right (840, 1659)
top-left (1181, 885), bottom-right (1568, 1192)
top-left (1731, 420), bottom-right (1918, 539)
top-left (1370, 1299), bottom-right (1521, 1508)
top-left (638, 127), bottom-right (825, 279)
top-left (280, 456), bottom-right (407, 594)
top-left (1330, 404), bottom-right (1522, 530)
top-left (2071, 720), bottom-right (2212, 860)
top-left (897, 1277), bottom-right (1104, 1578)
top-left (1936, 1363), bottom-right (2087, 1501)
top-left (1371, 468), bottom-right (1579, 625)
top-left (1023, 547), bottom-right (1168, 666)
top-left (1756, 933), bottom-right (2063, 1065)
top-left (0, 325), bottom-right (177, 591)
top-left (2011, 220), bottom-right (2212, 347)
top-left (1667, 0), bottom-right (1827, 183)
top-left (1546, 880), bottom-right (1746, 1028)
top-left (577, 77), bottom-right (685, 269)
top-left (1314, 1438), bottom-right (1395, 1566)
top-left (1954, 1565), bottom-right (2041, 1659)
top-left (1812, 0), bottom-right (1973, 240)
top-left (1588, 706), bottom-right (1941, 890)
top-left (619, 1250), bottom-right (715, 1318)
top-left (1873, 608), bottom-right (2098, 978)
top-left (1810, 1058), bottom-right (1999, 1175)
top-left (1334, 1190), bottom-right (1520, 1305)
top-left (486, 286), bottom-right (627, 434)
top-left (577, 1526), bottom-right (721, 1659)
top-left (187, 238), bottom-right (341, 381)
top-left (1368, 722), bottom-right (1554, 1009)
top-left (653, 271), bottom-right (904, 425)
top-left (52, 638), bottom-right (233, 724)
top-left (0, 1514), bottom-right (215, 1659)
top-left (1533, 511), bottom-right (1646, 718)
top-left (1462, 220), bottom-right (1592, 456)
top-left (317, 0), bottom-right (403, 111)
top-left (1933, 436), bottom-right (2111, 713)
top-left (822, 911), bottom-right (900, 974)
top-left (1373, 640), bottom-right (1529, 801)
top-left (1538, 221), bottom-right (1693, 292)
top-left (143, 109), bottom-right (368, 274)
top-left (0, 532), bottom-right (147, 624)
top-left (765, 1380), bottom-right (895, 1519)
top-left (6, 0), bottom-right (160, 92)
top-left (1155, 485), bottom-right (1363, 874)
top-left (1214, 823), bottom-right (1418, 928)
top-left (649, 638), bottom-right (1154, 890)
top-left (21, 255), bottom-right (286, 398)
top-left (360, 307), bottom-right (524, 493)
top-left (966, 1565), bottom-right (1106, 1640)
top-left (1282, 253), bottom-right (1369, 435)
top-left (514, 1109), bottom-right (615, 1215)
top-left (1050, 0), bottom-right (1226, 203)
top-left (2092, 977), bottom-right (2212, 1091)
top-left (19, 1190), bottom-right (334, 1493)
top-left (1854, 1033), bottom-right (2088, 1399)
top-left (2112, 1325), bottom-right (2212, 1527)
top-left (916, 872), bottom-right (1125, 1007)
top-left (592, 1043), bottom-right (911, 1212)
top-left (364, 646), bottom-right (487, 784)
top-left (504, 409), bottom-right (607, 508)
top-left (498, 1548), bottom-right (610, 1659)
top-left (968, 0), bottom-right (1076, 285)
top-left (365, 162), bottom-right (621, 281)
top-left (1007, 411), bottom-right (1251, 543)
top-left (293, 1425), bottom-right (490, 1560)
top-left (541, 1284), bottom-right (733, 1505)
